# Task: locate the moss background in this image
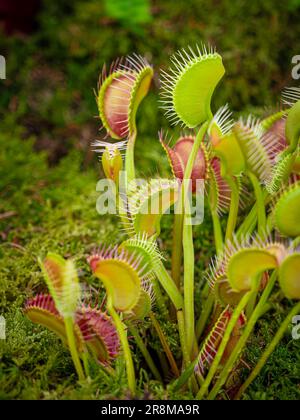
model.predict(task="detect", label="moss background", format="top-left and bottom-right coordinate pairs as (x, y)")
top-left (0, 0), bottom-right (299, 400)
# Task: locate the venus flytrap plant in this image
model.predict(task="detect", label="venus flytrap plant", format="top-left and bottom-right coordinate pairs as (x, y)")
top-left (206, 247), bottom-right (300, 399)
top-left (87, 242), bottom-right (180, 391)
top-left (206, 270), bottom-right (279, 400)
top-left (88, 246), bottom-right (153, 393)
top-left (159, 129), bottom-right (212, 308)
top-left (195, 239), bottom-right (290, 399)
top-left (39, 254), bottom-right (84, 380)
top-left (261, 91), bottom-right (300, 194)
top-left (97, 55), bottom-right (153, 184)
top-left (127, 178), bottom-right (180, 238)
top-left (160, 45), bottom-right (225, 358)
top-left (207, 106), bottom-right (244, 245)
top-left (195, 307), bottom-right (246, 378)
top-left (25, 256), bottom-right (121, 381)
top-left (119, 233), bottom-right (188, 372)
top-left (24, 46), bottom-right (300, 399)
top-left (93, 48), bottom-right (299, 396)
top-left (119, 233), bottom-right (168, 317)
top-left (233, 118), bottom-right (275, 237)
top-left (160, 45), bottom-right (225, 127)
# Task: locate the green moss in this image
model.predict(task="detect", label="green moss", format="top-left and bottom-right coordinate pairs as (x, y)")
top-left (241, 305), bottom-right (300, 400)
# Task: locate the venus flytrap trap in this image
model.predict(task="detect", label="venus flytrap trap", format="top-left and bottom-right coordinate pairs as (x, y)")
top-left (97, 55), bottom-right (153, 184)
top-left (273, 181), bottom-right (300, 237)
top-left (25, 255), bottom-right (120, 381)
top-left (38, 254), bottom-right (85, 380)
top-left (24, 44), bottom-right (300, 399)
top-left (88, 246), bottom-right (151, 393)
top-left (101, 144), bottom-right (124, 185)
top-left (160, 45), bottom-right (225, 359)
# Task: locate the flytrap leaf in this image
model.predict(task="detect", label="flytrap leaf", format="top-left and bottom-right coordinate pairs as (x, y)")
top-left (24, 294), bottom-right (84, 352)
top-left (195, 307), bottom-right (246, 376)
top-left (233, 117), bottom-right (274, 183)
top-left (260, 106), bottom-right (298, 194)
top-left (210, 240), bottom-right (287, 293)
top-left (159, 133), bottom-right (209, 192)
top-left (102, 145), bottom-right (123, 183)
top-left (76, 307), bottom-right (120, 364)
top-left (39, 253), bottom-right (81, 318)
top-left (293, 154), bottom-right (300, 175)
top-left (119, 235), bottom-right (160, 319)
top-left (266, 152), bottom-right (296, 195)
top-left (261, 109), bottom-right (288, 132)
top-left (285, 100), bottom-right (300, 153)
top-left (274, 182), bottom-right (300, 237)
top-left (214, 277), bottom-right (247, 307)
top-left (208, 105), bottom-right (245, 177)
top-left (88, 246), bottom-right (149, 312)
top-left (98, 55), bottom-right (153, 139)
top-left (120, 233), bottom-right (163, 272)
top-left (227, 249), bottom-right (279, 292)
top-left (213, 132), bottom-right (245, 177)
top-left (160, 45), bottom-right (225, 128)
top-left (209, 158), bottom-right (232, 215)
top-left (128, 179), bottom-right (180, 238)
top-left (278, 254), bottom-right (300, 300)
top-left (128, 288), bottom-right (153, 320)
top-left (25, 295), bottom-right (119, 365)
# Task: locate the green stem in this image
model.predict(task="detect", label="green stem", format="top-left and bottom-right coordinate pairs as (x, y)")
top-left (107, 298), bottom-right (136, 395)
top-left (129, 325), bottom-right (163, 382)
top-left (248, 172), bottom-right (266, 237)
top-left (64, 317), bottom-right (85, 381)
top-left (183, 199), bottom-right (196, 356)
top-left (236, 191), bottom-right (270, 240)
top-left (225, 177), bottom-right (240, 243)
top-left (125, 131), bottom-right (136, 185)
top-left (246, 290), bottom-right (259, 319)
top-left (195, 292), bottom-right (215, 341)
top-left (157, 352), bottom-right (169, 377)
top-left (257, 302), bottom-right (274, 318)
top-left (82, 351), bottom-right (90, 378)
top-left (177, 309), bottom-right (190, 368)
top-left (177, 309), bottom-right (199, 394)
top-left (194, 204), bottom-right (222, 341)
top-left (180, 122), bottom-right (209, 357)
top-left (171, 212), bottom-right (183, 289)
top-left (235, 301), bottom-right (300, 400)
top-left (291, 236), bottom-right (300, 249)
top-left (201, 282), bottom-right (210, 300)
top-left (153, 260), bottom-right (183, 310)
top-left (153, 261), bottom-right (188, 373)
top-left (196, 291), bottom-right (252, 400)
top-left (150, 312), bottom-right (180, 377)
top-left (116, 187), bottom-right (131, 236)
top-left (211, 208), bottom-right (223, 256)
top-left (246, 274), bottom-right (261, 319)
top-left (152, 277), bottom-right (169, 319)
top-left (207, 271), bottom-right (277, 400)
top-left (236, 203), bottom-right (257, 240)
top-left (169, 358), bottom-right (198, 392)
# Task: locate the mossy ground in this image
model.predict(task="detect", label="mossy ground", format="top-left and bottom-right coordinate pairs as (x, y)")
top-left (0, 0), bottom-right (300, 400)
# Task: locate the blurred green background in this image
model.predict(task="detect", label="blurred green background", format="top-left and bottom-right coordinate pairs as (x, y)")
top-left (1, 0), bottom-right (300, 166)
top-left (0, 0), bottom-right (300, 400)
